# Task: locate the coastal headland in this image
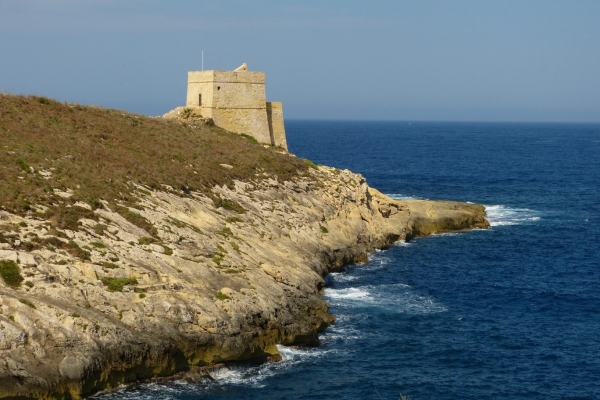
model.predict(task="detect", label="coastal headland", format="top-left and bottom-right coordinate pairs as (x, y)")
top-left (0, 94), bottom-right (488, 399)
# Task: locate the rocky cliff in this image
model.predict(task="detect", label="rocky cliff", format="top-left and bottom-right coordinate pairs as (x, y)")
top-left (0, 95), bottom-right (489, 399)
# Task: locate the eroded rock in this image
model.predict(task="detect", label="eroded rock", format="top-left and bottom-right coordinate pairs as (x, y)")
top-left (0, 167), bottom-right (488, 399)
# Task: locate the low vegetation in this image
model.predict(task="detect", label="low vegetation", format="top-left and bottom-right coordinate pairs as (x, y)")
top-left (303, 158), bottom-right (319, 170)
top-left (215, 227), bottom-right (233, 238)
top-left (211, 197), bottom-right (246, 214)
top-left (0, 260), bottom-right (24, 288)
top-left (0, 94), bottom-right (309, 230)
top-left (114, 206), bottom-right (158, 237)
top-left (100, 277), bottom-right (138, 292)
top-left (19, 298), bottom-right (36, 309)
top-left (216, 291), bottom-right (231, 300)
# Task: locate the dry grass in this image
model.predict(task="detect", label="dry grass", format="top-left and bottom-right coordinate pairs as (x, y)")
top-left (0, 94), bottom-right (309, 226)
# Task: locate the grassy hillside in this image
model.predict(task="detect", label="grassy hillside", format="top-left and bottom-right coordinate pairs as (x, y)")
top-left (0, 94), bottom-right (309, 230)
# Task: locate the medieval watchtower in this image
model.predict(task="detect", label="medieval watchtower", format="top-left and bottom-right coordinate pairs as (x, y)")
top-left (186, 63), bottom-right (287, 150)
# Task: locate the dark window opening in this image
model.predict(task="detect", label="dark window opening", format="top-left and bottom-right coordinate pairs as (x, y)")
top-left (198, 94), bottom-right (202, 106)
top-left (217, 86), bottom-right (221, 91)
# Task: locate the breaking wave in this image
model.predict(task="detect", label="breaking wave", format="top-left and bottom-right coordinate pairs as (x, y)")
top-left (485, 205), bottom-right (541, 226)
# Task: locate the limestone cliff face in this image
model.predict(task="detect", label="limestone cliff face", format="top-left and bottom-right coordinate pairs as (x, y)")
top-left (0, 166), bottom-right (488, 399)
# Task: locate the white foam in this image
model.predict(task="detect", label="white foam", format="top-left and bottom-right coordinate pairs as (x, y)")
top-left (208, 366), bottom-right (245, 382)
top-left (319, 319), bottom-right (365, 343)
top-left (97, 382), bottom-right (182, 399)
top-left (325, 287), bottom-right (372, 301)
top-left (430, 232), bottom-right (460, 237)
top-left (484, 204), bottom-right (541, 227)
top-left (98, 345), bottom-right (331, 396)
top-left (384, 197), bottom-right (542, 228)
top-left (386, 193), bottom-right (424, 200)
top-left (329, 272), bottom-right (358, 282)
top-left (325, 284), bottom-right (446, 315)
top-left (276, 344), bottom-right (326, 362)
top-left (203, 344), bottom-right (330, 388)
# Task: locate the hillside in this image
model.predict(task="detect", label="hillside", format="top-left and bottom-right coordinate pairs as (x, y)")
top-left (0, 94), bottom-right (306, 221)
top-left (0, 94), bottom-right (489, 399)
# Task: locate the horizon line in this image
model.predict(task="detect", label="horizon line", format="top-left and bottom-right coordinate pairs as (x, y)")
top-left (285, 118), bottom-right (600, 125)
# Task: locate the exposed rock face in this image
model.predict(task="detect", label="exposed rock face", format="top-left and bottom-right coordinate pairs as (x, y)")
top-left (0, 166), bottom-right (488, 399)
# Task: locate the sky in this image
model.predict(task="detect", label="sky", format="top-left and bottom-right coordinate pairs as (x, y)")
top-left (1, 0), bottom-right (599, 122)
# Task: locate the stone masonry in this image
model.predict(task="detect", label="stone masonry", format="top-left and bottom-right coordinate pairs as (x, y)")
top-left (186, 63), bottom-right (287, 150)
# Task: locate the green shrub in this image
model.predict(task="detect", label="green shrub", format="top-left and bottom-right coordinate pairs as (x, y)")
top-left (16, 159), bottom-right (30, 172)
top-left (100, 261), bottom-right (119, 269)
top-left (139, 293), bottom-right (146, 299)
top-left (303, 158), bottom-right (319, 170)
top-left (40, 238), bottom-right (91, 261)
top-left (19, 298), bottom-right (36, 309)
top-left (162, 245), bottom-right (173, 256)
top-left (100, 277), bottom-right (138, 292)
top-left (0, 260), bottom-right (23, 288)
top-left (115, 206), bottom-right (158, 237)
top-left (212, 197), bottom-right (246, 214)
top-left (138, 236), bottom-right (156, 245)
top-left (167, 217), bottom-right (187, 228)
top-left (320, 225), bottom-right (329, 234)
top-left (89, 241), bottom-right (106, 248)
top-left (216, 291), bottom-right (230, 300)
top-left (240, 133), bottom-right (258, 143)
top-left (24, 280), bottom-right (34, 288)
top-left (56, 206), bottom-right (98, 231)
top-left (71, 313), bottom-right (80, 318)
top-left (93, 224), bottom-right (107, 235)
top-left (216, 227), bottom-right (233, 238)
top-left (226, 216), bottom-right (244, 223)
top-left (68, 241), bottom-right (91, 261)
top-left (21, 241), bottom-right (38, 252)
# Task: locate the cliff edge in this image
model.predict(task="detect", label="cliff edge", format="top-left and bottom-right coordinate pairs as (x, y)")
top-left (0, 95), bottom-right (488, 399)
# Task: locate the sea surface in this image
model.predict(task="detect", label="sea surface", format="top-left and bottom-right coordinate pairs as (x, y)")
top-left (101, 121), bottom-right (600, 400)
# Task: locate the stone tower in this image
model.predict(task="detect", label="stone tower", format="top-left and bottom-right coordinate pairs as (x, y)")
top-left (186, 63), bottom-right (287, 150)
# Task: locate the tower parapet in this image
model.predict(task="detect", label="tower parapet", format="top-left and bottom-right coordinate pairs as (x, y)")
top-left (186, 64), bottom-right (287, 150)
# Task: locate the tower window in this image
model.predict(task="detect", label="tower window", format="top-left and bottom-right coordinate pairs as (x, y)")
top-left (217, 86), bottom-right (221, 91)
top-left (198, 94), bottom-right (202, 106)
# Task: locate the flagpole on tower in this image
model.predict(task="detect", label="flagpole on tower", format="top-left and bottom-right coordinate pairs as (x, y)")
top-left (202, 50), bottom-right (204, 71)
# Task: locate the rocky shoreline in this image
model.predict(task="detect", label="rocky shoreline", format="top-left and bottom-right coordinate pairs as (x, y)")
top-left (0, 165), bottom-right (488, 399)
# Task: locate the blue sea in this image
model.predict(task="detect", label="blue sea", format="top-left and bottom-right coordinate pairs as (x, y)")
top-left (101, 121), bottom-right (600, 400)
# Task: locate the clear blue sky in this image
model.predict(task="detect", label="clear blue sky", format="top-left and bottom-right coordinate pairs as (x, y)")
top-left (1, 0), bottom-right (599, 122)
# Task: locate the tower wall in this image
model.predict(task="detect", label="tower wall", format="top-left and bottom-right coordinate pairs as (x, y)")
top-left (266, 102), bottom-right (287, 150)
top-left (185, 66), bottom-right (287, 150)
